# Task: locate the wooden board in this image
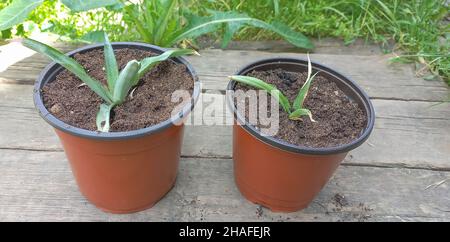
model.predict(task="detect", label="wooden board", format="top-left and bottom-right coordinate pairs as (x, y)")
top-left (0, 41), bottom-right (449, 221)
top-left (187, 50), bottom-right (448, 102)
top-left (0, 85), bottom-right (449, 170)
top-left (0, 150), bottom-right (449, 222)
top-left (1, 48), bottom-right (448, 102)
top-left (199, 38), bottom-right (385, 55)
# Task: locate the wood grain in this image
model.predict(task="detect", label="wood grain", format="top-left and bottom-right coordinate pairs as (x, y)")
top-left (0, 150), bottom-right (449, 222)
top-left (1, 48), bottom-right (448, 101)
top-left (0, 42), bottom-right (449, 221)
top-left (0, 87), bottom-right (448, 169)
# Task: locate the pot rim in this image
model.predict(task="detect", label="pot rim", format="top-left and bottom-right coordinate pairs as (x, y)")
top-left (226, 57), bottom-right (375, 155)
top-left (33, 42), bottom-right (200, 140)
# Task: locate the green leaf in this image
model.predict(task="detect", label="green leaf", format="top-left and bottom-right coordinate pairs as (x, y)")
top-left (220, 14), bottom-right (242, 48)
top-left (96, 103), bottom-right (114, 132)
top-left (103, 32), bottom-right (119, 92)
top-left (153, 0), bottom-right (177, 45)
top-left (105, 1), bottom-right (126, 11)
top-left (293, 72), bottom-right (319, 110)
top-left (229, 75), bottom-right (291, 114)
top-left (138, 48), bottom-right (198, 79)
top-left (289, 108), bottom-right (315, 122)
top-left (272, 0), bottom-right (280, 16)
top-left (142, 0), bottom-right (155, 38)
top-left (171, 11), bottom-right (313, 49)
top-left (269, 21), bottom-right (314, 49)
top-left (293, 54), bottom-right (318, 110)
top-left (0, 0), bottom-right (43, 31)
top-left (22, 38), bottom-right (113, 104)
top-left (1, 29), bottom-right (12, 39)
top-left (161, 16), bottom-right (180, 45)
top-left (80, 30), bottom-right (106, 43)
top-left (201, 10), bottom-right (242, 49)
top-left (113, 60), bottom-right (140, 104)
top-left (61, 0), bottom-right (122, 12)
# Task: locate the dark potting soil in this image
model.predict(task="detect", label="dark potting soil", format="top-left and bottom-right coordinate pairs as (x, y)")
top-left (42, 48), bottom-right (194, 132)
top-left (234, 69), bottom-right (367, 148)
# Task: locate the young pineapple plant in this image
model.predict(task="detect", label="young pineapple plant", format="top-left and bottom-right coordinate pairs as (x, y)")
top-left (229, 54), bottom-right (319, 122)
top-left (22, 33), bottom-right (198, 132)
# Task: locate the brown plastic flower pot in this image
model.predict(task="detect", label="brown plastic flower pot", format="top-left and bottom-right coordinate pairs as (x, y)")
top-left (227, 58), bottom-right (375, 213)
top-left (34, 42), bottom-right (200, 214)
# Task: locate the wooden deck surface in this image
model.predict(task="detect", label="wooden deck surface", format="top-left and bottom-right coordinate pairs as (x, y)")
top-left (0, 40), bottom-right (449, 221)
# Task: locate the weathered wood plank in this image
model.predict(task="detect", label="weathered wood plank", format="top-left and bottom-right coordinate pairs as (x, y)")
top-left (349, 100), bottom-right (450, 170)
top-left (1, 47), bottom-right (448, 101)
top-left (0, 85), bottom-right (448, 169)
top-left (187, 50), bottom-right (448, 101)
top-left (1, 41), bottom-right (448, 222)
top-left (198, 38), bottom-right (385, 55)
top-left (0, 150), bottom-right (449, 222)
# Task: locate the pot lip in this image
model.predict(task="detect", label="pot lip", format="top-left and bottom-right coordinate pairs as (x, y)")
top-left (226, 57), bottom-right (375, 155)
top-left (33, 42), bottom-right (200, 140)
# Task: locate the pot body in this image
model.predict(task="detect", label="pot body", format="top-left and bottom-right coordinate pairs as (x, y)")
top-left (227, 57), bottom-right (375, 212)
top-left (56, 125), bottom-right (184, 213)
top-left (34, 42), bottom-right (200, 213)
top-left (233, 124), bottom-right (346, 212)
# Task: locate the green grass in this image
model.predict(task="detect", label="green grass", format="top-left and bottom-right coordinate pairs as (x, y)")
top-left (0, 0), bottom-right (129, 42)
top-left (1, 0), bottom-right (448, 83)
top-left (190, 0), bottom-right (449, 84)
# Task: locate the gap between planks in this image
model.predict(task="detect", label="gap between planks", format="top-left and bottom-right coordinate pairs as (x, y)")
top-left (0, 147), bottom-right (449, 173)
top-left (1, 49), bottom-right (448, 102)
top-left (0, 91), bottom-right (449, 170)
top-left (1, 150), bottom-right (450, 221)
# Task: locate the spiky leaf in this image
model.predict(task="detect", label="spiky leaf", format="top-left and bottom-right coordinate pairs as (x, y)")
top-left (96, 103), bottom-right (114, 132)
top-left (138, 48), bottom-right (198, 80)
top-left (289, 108), bottom-right (315, 122)
top-left (103, 32), bottom-right (119, 92)
top-left (293, 54), bottom-right (319, 110)
top-left (229, 75), bottom-right (291, 114)
top-left (113, 60), bottom-right (140, 104)
top-left (171, 11), bottom-right (313, 49)
top-left (153, 0), bottom-right (177, 45)
top-left (22, 38), bottom-right (113, 104)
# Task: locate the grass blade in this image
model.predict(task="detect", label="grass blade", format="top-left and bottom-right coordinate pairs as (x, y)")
top-left (229, 75), bottom-right (291, 114)
top-left (113, 60), bottom-right (140, 104)
top-left (22, 38), bottom-right (113, 104)
top-left (273, 0), bottom-right (280, 16)
top-left (289, 108), bottom-right (315, 122)
top-left (96, 103), bottom-right (114, 132)
top-left (138, 48), bottom-right (198, 79)
top-left (143, 0), bottom-right (155, 36)
top-left (103, 32), bottom-right (119, 92)
top-left (124, 3), bottom-right (152, 42)
top-left (153, 0), bottom-right (177, 45)
top-left (293, 54), bottom-right (318, 110)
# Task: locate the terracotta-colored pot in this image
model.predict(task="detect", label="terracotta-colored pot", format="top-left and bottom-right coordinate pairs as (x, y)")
top-left (34, 43), bottom-right (200, 214)
top-left (227, 58), bottom-right (375, 212)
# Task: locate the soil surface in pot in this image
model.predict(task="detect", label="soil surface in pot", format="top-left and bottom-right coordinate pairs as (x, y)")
top-left (234, 69), bottom-right (367, 148)
top-left (43, 48), bottom-right (194, 132)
